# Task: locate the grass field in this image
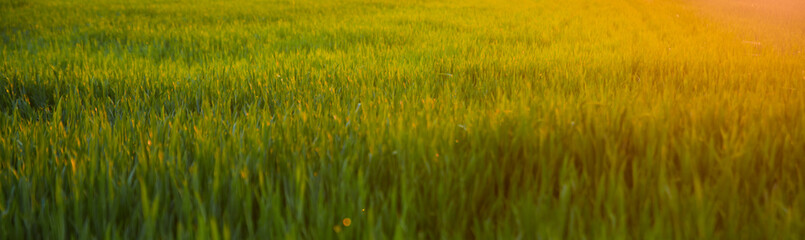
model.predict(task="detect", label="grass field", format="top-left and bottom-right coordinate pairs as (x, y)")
top-left (2, 0), bottom-right (805, 238)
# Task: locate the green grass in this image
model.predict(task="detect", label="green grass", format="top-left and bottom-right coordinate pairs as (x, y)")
top-left (2, 0), bottom-right (805, 238)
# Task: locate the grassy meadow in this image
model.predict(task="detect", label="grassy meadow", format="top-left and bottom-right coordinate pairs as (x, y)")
top-left (2, 0), bottom-right (805, 238)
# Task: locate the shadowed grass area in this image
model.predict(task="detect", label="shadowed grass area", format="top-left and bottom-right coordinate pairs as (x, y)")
top-left (1, 0), bottom-right (805, 238)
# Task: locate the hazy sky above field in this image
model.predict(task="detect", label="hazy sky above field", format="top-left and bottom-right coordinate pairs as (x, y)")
top-left (696, 0), bottom-right (805, 26)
